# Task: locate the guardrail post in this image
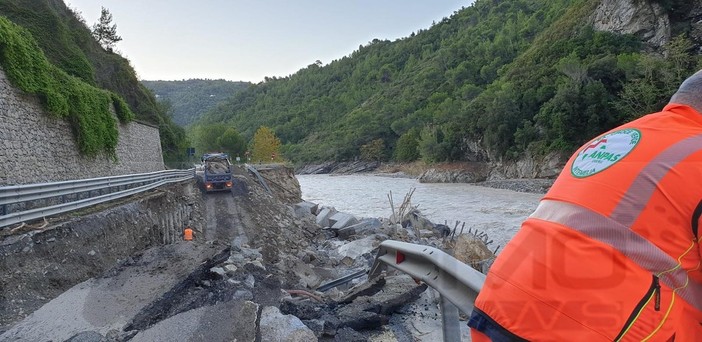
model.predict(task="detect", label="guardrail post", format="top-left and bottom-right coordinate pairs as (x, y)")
top-left (440, 294), bottom-right (462, 342)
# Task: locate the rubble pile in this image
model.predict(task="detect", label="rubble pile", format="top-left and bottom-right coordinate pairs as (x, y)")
top-left (175, 191), bottom-right (498, 341)
top-left (223, 187), bottom-right (498, 341)
top-left (234, 165), bottom-right (498, 340)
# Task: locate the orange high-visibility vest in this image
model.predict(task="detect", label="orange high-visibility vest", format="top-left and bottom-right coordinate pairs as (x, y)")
top-left (471, 103), bottom-right (702, 341)
top-left (184, 228), bottom-right (193, 241)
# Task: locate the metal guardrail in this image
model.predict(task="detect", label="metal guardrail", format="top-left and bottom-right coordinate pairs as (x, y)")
top-left (244, 164), bottom-right (272, 194)
top-left (0, 169), bottom-right (195, 229)
top-left (316, 269), bottom-right (368, 292)
top-left (369, 240), bottom-right (486, 342)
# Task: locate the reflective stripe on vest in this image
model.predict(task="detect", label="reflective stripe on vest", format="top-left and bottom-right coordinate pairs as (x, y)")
top-left (531, 133), bottom-right (702, 312)
top-left (529, 200), bottom-right (702, 310)
top-left (611, 134), bottom-right (702, 227)
top-left (531, 199), bottom-right (702, 311)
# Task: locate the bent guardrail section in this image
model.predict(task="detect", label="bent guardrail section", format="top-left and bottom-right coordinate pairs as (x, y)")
top-left (0, 169), bottom-right (195, 229)
top-left (369, 240), bottom-right (486, 342)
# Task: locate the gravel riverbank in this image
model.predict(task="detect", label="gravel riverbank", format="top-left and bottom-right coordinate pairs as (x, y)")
top-left (299, 161), bottom-right (557, 195)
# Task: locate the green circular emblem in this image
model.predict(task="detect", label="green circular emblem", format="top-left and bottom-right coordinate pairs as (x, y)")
top-left (571, 128), bottom-right (641, 178)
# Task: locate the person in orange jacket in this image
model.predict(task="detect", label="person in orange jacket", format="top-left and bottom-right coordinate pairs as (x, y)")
top-left (469, 70), bottom-right (702, 341)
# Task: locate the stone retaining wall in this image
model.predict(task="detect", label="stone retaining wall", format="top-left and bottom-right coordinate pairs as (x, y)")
top-left (0, 68), bottom-right (164, 186)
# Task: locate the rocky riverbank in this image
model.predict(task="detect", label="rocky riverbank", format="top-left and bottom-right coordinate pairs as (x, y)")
top-left (296, 161), bottom-right (381, 175)
top-left (297, 160), bottom-right (560, 194)
top-left (472, 178), bottom-right (555, 194)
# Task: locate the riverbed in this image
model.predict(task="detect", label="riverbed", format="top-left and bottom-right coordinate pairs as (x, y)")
top-left (296, 174), bottom-right (545, 251)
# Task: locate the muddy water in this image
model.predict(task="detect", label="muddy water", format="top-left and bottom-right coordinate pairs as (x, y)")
top-left (296, 174), bottom-right (544, 250)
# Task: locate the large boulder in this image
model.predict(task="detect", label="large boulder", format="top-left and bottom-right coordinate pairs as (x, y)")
top-left (401, 209), bottom-right (435, 231)
top-left (294, 201), bottom-right (318, 218)
top-left (337, 218), bottom-right (382, 240)
top-left (277, 257), bottom-right (322, 289)
top-left (316, 207), bottom-right (337, 227)
top-left (335, 235), bottom-right (381, 266)
top-left (259, 306), bottom-right (317, 342)
top-left (329, 212), bottom-right (359, 230)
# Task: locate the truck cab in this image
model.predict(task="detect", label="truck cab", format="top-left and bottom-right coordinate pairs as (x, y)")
top-left (201, 153), bottom-right (233, 192)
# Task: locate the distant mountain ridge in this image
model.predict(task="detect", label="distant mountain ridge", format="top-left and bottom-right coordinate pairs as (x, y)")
top-left (193, 0), bottom-right (701, 171)
top-left (142, 79), bottom-right (250, 127)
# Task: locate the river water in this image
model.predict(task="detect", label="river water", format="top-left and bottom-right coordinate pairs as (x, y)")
top-left (296, 174), bottom-right (545, 250)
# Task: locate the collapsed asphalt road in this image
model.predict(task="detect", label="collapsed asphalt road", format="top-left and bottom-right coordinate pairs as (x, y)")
top-left (0, 165), bottom-right (490, 341)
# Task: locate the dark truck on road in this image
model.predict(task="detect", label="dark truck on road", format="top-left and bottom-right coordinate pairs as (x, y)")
top-left (201, 153), bottom-right (233, 192)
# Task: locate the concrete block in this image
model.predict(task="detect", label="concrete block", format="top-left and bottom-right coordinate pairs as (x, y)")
top-left (329, 212), bottom-right (359, 229)
top-left (337, 218), bottom-right (382, 239)
top-left (223, 264), bottom-right (238, 275)
top-left (419, 229), bottom-right (435, 238)
top-left (316, 207), bottom-right (337, 227)
top-left (336, 235), bottom-right (378, 265)
top-left (294, 201), bottom-right (318, 218)
top-left (210, 267), bottom-right (227, 277)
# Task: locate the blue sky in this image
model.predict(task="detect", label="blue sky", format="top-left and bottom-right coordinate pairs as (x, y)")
top-left (65, 1), bottom-right (473, 82)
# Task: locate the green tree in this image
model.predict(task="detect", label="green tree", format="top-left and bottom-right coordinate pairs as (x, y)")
top-left (190, 124), bottom-right (246, 162)
top-left (192, 124), bottom-right (227, 154)
top-left (217, 127), bottom-right (246, 159)
top-left (91, 7), bottom-right (122, 50)
top-left (513, 120), bottom-right (540, 152)
top-left (612, 36), bottom-right (694, 117)
top-left (394, 129), bottom-right (420, 162)
top-left (666, 35), bottom-right (695, 82)
top-left (616, 78), bottom-right (662, 120)
top-left (418, 126), bottom-right (447, 163)
top-left (250, 126), bottom-right (282, 163)
top-left (360, 139), bottom-right (385, 161)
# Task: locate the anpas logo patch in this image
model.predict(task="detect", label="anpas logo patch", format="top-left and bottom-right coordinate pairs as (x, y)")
top-left (571, 128), bottom-right (641, 178)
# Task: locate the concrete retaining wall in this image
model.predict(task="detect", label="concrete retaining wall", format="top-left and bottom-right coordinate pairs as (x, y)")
top-left (0, 68), bottom-right (165, 186)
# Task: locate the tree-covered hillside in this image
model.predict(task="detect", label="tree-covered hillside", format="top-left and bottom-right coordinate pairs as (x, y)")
top-left (195, 0), bottom-right (700, 165)
top-left (142, 79), bottom-right (250, 127)
top-left (0, 0), bottom-right (188, 167)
